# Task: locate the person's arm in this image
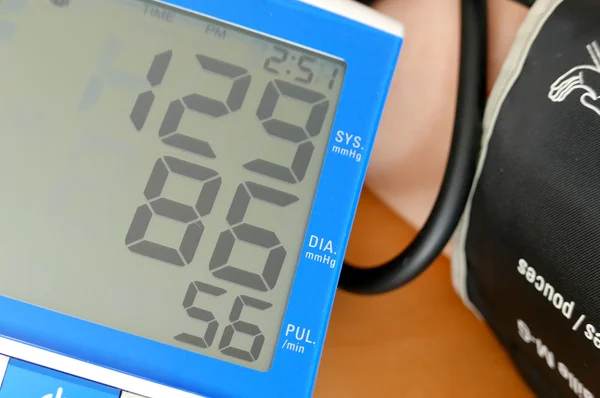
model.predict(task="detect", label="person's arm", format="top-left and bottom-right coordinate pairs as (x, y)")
top-left (364, 0), bottom-right (529, 254)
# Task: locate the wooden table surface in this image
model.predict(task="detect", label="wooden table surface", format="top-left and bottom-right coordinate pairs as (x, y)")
top-left (313, 189), bottom-right (535, 397)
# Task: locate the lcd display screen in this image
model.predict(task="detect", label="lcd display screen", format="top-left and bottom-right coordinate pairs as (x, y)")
top-left (0, 0), bottom-right (345, 371)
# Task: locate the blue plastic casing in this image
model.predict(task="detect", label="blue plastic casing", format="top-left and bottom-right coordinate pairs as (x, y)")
top-left (0, 1), bottom-right (403, 397)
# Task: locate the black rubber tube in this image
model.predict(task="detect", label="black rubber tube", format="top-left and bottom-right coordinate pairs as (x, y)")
top-left (339, 0), bottom-right (487, 294)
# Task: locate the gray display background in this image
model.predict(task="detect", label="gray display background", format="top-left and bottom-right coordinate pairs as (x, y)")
top-left (0, 0), bottom-right (344, 371)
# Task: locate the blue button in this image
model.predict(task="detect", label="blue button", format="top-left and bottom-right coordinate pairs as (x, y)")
top-left (0, 359), bottom-right (120, 398)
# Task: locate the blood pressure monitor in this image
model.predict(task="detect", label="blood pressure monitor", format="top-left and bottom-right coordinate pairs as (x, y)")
top-left (0, 0), bottom-right (403, 397)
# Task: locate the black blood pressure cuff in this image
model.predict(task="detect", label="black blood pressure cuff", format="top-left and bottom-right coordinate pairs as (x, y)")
top-left (452, 0), bottom-right (600, 396)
